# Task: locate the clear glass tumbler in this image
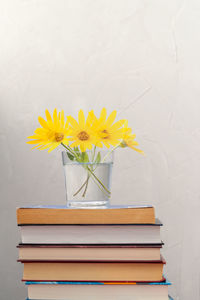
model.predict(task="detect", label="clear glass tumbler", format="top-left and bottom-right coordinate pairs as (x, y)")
top-left (62, 150), bottom-right (113, 208)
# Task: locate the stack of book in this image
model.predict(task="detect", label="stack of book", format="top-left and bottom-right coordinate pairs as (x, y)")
top-left (17, 205), bottom-right (173, 300)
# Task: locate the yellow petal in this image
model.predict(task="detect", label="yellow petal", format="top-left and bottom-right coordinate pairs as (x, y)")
top-left (62, 139), bottom-right (69, 146)
top-left (109, 139), bottom-right (119, 147)
top-left (68, 116), bottom-right (79, 129)
top-left (86, 142), bottom-right (92, 150)
top-left (36, 145), bottom-right (48, 150)
top-left (53, 109), bottom-right (58, 123)
top-left (48, 142), bottom-right (60, 153)
top-left (103, 140), bottom-right (110, 148)
top-left (129, 145), bottom-right (144, 154)
top-left (80, 143), bottom-right (85, 152)
top-left (127, 133), bottom-right (136, 139)
top-left (34, 128), bottom-right (47, 135)
top-left (78, 109), bottom-right (85, 128)
top-left (94, 140), bottom-right (103, 148)
top-left (111, 119), bottom-right (126, 131)
top-left (60, 110), bottom-right (65, 127)
top-left (128, 140), bottom-right (138, 146)
top-left (38, 117), bottom-right (49, 129)
top-left (70, 141), bottom-right (80, 148)
top-left (39, 143), bottom-right (52, 150)
top-left (86, 110), bottom-right (96, 126)
top-left (99, 108), bottom-right (107, 123)
top-left (106, 110), bottom-right (117, 126)
top-left (65, 118), bottom-right (70, 129)
top-left (27, 140), bottom-right (42, 144)
top-left (124, 119), bottom-right (129, 127)
top-left (45, 109), bottom-right (52, 122)
top-left (31, 143), bottom-right (45, 149)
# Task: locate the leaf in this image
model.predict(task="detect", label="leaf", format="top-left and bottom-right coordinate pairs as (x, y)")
top-left (74, 147), bottom-right (80, 154)
top-left (67, 152), bottom-right (74, 161)
top-left (95, 152), bottom-right (101, 164)
top-left (73, 147), bottom-right (81, 159)
top-left (81, 152), bottom-right (89, 163)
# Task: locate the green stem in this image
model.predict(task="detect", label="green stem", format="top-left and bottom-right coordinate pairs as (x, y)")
top-left (87, 169), bottom-right (110, 198)
top-left (61, 143), bottom-right (111, 197)
top-left (73, 177), bottom-right (88, 196)
top-left (82, 173), bottom-right (90, 197)
top-left (61, 143), bottom-right (78, 158)
top-left (102, 144), bottom-right (119, 163)
top-left (87, 166), bottom-right (111, 195)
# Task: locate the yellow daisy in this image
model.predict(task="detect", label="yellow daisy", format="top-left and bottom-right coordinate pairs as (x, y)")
top-left (91, 108), bottom-right (126, 148)
top-left (120, 121), bottom-right (144, 154)
top-left (27, 109), bottom-right (70, 152)
top-left (67, 109), bottom-right (97, 152)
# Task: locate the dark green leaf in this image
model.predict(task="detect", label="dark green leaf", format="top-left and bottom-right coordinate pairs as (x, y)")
top-left (67, 152), bottom-right (74, 161)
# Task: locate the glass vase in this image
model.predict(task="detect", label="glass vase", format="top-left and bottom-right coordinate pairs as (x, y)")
top-left (62, 150), bottom-right (113, 208)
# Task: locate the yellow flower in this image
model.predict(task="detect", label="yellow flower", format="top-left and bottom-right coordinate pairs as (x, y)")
top-left (27, 109), bottom-right (70, 152)
top-left (121, 121), bottom-right (144, 154)
top-left (91, 108), bottom-right (126, 148)
top-left (67, 109), bottom-right (97, 152)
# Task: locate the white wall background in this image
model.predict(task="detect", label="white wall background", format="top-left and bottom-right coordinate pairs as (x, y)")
top-left (0, 0), bottom-right (200, 299)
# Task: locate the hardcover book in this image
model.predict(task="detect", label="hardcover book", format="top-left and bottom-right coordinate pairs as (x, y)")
top-left (17, 205), bottom-right (155, 225)
top-left (20, 258), bottom-right (165, 282)
top-left (19, 219), bottom-right (162, 244)
top-left (25, 280), bottom-right (171, 300)
top-left (18, 243), bottom-right (162, 261)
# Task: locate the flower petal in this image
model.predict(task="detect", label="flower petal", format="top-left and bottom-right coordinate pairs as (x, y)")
top-left (80, 143), bottom-right (86, 152)
top-left (111, 119), bottom-right (126, 131)
top-left (38, 117), bottom-right (49, 130)
top-left (78, 109), bottom-right (85, 128)
top-left (68, 116), bottom-right (79, 129)
top-left (86, 110), bottom-right (96, 126)
top-left (106, 110), bottom-right (117, 126)
top-left (34, 128), bottom-right (47, 135)
top-left (53, 109), bottom-right (58, 123)
top-left (129, 145), bottom-right (144, 154)
top-left (103, 140), bottom-right (110, 148)
top-left (99, 108), bottom-right (107, 123)
top-left (45, 109), bottom-right (52, 122)
top-left (60, 110), bottom-right (65, 127)
top-left (27, 140), bottom-right (42, 144)
top-left (48, 142), bottom-right (60, 153)
top-left (70, 141), bottom-right (80, 148)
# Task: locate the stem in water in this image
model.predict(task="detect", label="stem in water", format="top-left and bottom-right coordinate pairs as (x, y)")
top-left (82, 173), bottom-right (90, 197)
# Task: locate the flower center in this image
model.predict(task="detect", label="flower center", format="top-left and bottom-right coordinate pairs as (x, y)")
top-left (100, 129), bottom-right (109, 139)
top-left (55, 132), bottom-right (64, 142)
top-left (77, 131), bottom-right (90, 141)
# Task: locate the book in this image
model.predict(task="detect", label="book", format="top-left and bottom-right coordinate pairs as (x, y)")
top-left (26, 296), bottom-right (174, 300)
top-left (18, 244), bottom-right (162, 261)
top-left (20, 258), bottom-right (165, 282)
top-left (16, 205), bottom-right (155, 225)
top-left (19, 220), bottom-right (162, 244)
top-left (25, 280), bottom-right (171, 300)
top-left (26, 298), bottom-right (173, 300)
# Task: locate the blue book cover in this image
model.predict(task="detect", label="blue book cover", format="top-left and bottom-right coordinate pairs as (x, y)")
top-left (25, 280), bottom-right (171, 285)
top-left (19, 205), bottom-right (153, 209)
top-left (26, 297), bottom-right (173, 300)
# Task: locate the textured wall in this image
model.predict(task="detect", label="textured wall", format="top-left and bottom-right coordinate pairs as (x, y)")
top-left (0, 1), bottom-right (200, 299)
